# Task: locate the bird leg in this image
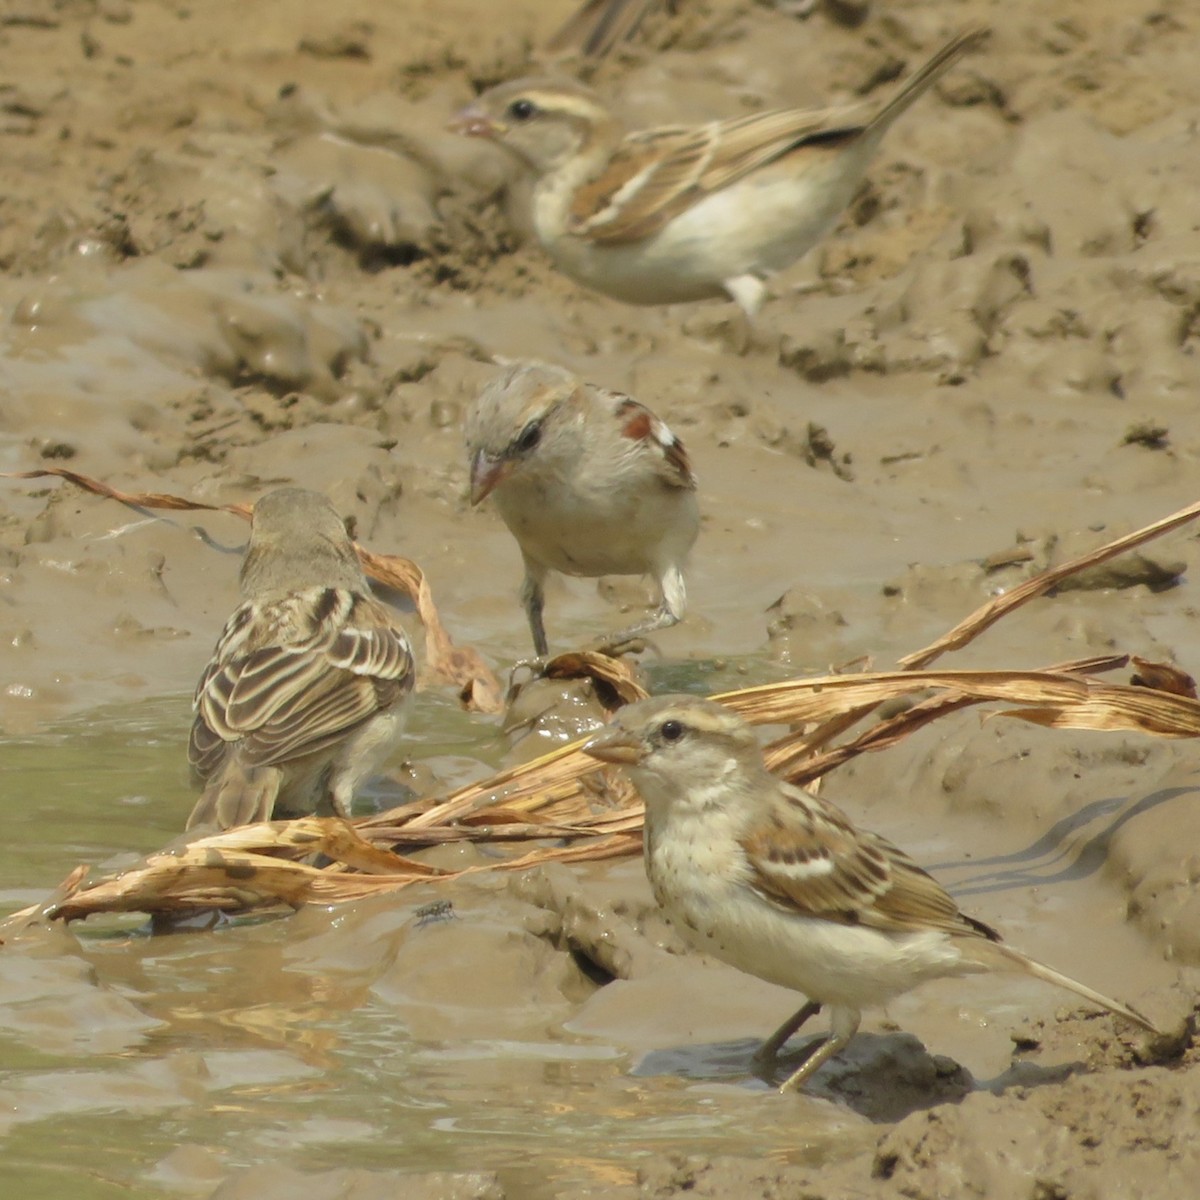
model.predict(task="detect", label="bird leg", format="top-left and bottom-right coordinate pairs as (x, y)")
top-left (778, 1006), bottom-right (860, 1093)
top-left (723, 273), bottom-right (766, 316)
top-left (753, 999), bottom-right (822, 1066)
top-left (593, 563), bottom-right (686, 655)
top-left (722, 274), bottom-right (767, 354)
top-left (521, 568), bottom-right (550, 658)
top-left (594, 602), bottom-right (678, 657)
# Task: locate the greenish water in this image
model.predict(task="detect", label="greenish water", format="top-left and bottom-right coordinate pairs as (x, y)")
top-left (0, 663), bottom-right (856, 1198)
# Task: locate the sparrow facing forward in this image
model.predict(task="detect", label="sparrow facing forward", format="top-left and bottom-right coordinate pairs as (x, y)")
top-left (584, 695), bottom-right (1158, 1091)
top-left (466, 361), bottom-right (699, 657)
top-left (453, 28), bottom-right (987, 318)
top-left (187, 488), bottom-right (414, 831)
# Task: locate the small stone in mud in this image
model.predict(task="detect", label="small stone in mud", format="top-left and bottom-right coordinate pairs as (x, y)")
top-left (429, 397), bottom-right (459, 429)
top-left (980, 544), bottom-right (1035, 572)
top-left (1122, 421), bottom-right (1169, 449)
top-left (298, 25), bottom-right (372, 60)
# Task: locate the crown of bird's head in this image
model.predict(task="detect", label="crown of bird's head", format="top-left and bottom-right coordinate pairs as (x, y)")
top-left (240, 487), bottom-right (365, 597)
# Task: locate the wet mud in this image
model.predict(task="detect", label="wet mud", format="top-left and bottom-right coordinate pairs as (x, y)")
top-left (2, 1), bottom-right (1200, 1196)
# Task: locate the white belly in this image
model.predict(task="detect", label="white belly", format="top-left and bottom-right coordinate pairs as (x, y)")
top-left (536, 143), bottom-right (876, 305)
top-left (495, 476), bottom-right (697, 580)
top-left (645, 809), bottom-right (972, 1011)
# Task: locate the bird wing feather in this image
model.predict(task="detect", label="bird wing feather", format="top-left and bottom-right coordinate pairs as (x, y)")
top-left (739, 784), bottom-right (994, 940)
top-left (189, 588), bottom-right (413, 777)
top-left (569, 108), bottom-right (863, 244)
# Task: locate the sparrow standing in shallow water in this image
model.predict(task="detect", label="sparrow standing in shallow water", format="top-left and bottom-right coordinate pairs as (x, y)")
top-left (453, 28), bottom-right (987, 319)
top-left (466, 361), bottom-right (698, 657)
top-left (584, 695), bottom-right (1158, 1091)
top-left (187, 488), bottom-right (414, 831)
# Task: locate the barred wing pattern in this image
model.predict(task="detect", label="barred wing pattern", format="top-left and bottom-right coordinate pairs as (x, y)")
top-left (189, 586), bottom-right (413, 780)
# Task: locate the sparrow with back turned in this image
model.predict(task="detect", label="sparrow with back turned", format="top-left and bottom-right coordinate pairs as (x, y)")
top-left (466, 361), bottom-right (698, 657)
top-left (585, 694), bottom-right (1159, 1091)
top-left (187, 488), bottom-right (414, 831)
top-left (453, 28), bottom-right (988, 319)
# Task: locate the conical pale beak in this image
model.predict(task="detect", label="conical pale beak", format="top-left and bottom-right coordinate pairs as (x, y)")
top-left (449, 106), bottom-right (506, 138)
top-left (469, 450), bottom-right (511, 505)
top-left (583, 726), bottom-right (646, 766)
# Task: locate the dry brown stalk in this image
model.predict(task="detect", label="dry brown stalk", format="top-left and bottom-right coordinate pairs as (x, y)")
top-left (770, 498), bottom-right (1200, 763)
top-left (0, 467), bottom-right (503, 712)
top-left (2, 476), bottom-right (1199, 927)
top-left (897, 497), bottom-right (1200, 670)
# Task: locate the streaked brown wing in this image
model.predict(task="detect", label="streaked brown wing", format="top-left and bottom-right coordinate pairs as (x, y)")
top-left (190, 589), bottom-right (413, 775)
top-left (570, 108), bottom-right (863, 244)
top-left (740, 785), bottom-right (987, 939)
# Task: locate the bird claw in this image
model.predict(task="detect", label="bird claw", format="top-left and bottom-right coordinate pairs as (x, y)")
top-left (590, 633), bottom-right (652, 658)
top-left (507, 656), bottom-right (550, 688)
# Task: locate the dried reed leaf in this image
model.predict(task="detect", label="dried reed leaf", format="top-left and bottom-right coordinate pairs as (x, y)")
top-left (541, 650), bottom-right (650, 707)
top-left (1130, 657), bottom-right (1198, 699)
top-left (998, 681), bottom-right (1200, 736)
top-left (763, 657), bottom-right (1128, 777)
top-left (0, 466), bottom-right (503, 712)
top-left (761, 655), bottom-right (1129, 781)
top-left (362, 736), bottom-right (614, 833)
top-left (357, 545), bottom-right (503, 712)
top-left (12, 655), bottom-right (1200, 927)
top-left (897, 497), bottom-right (1200, 670)
top-left (766, 497), bottom-right (1200, 760)
top-left (715, 668), bottom-right (1096, 725)
top-left (32, 828), bottom-right (646, 923)
top-left (7, 479), bottom-right (1200, 927)
top-left (0, 467), bottom-right (247, 515)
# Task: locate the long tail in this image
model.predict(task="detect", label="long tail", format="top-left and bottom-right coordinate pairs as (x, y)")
top-left (866, 27), bottom-right (990, 137)
top-left (978, 941), bottom-right (1162, 1035)
top-left (186, 760), bottom-right (282, 831)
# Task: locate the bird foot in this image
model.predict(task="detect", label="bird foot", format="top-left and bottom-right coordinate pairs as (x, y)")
top-left (506, 655), bottom-right (551, 689)
top-left (590, 633), bottom-right (653, 658)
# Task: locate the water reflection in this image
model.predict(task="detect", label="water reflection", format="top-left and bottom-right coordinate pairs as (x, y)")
top-left (0, 697), bottom-right (860, 1200)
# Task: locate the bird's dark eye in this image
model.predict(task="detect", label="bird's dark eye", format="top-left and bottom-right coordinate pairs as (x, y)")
top-left (507, 98), bottom-right (538, 122)
top-left (659, 719), bottom-right (685, 743)
top-left (514, 420), bottom-right (542, 453)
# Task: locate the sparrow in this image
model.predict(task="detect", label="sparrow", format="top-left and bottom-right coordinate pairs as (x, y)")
top-left (452, 27), bottom-right (987, 319)
top-left (465, 360), bottom-right (699, 657)
top-left (584, 695), bottom-right (1159, 1092)
top-left (186, 487), bottom-right (415, 831)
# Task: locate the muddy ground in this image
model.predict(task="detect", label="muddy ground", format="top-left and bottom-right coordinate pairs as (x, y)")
top-left (2, 0), bottom-right (1200, 1196)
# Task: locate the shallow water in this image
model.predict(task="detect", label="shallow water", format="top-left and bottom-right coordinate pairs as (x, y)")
top-left (0, 700), bottom-right (874, 1199)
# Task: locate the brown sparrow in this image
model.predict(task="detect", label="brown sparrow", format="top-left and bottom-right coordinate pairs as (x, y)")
top-left (187, 488), bottom-right (414, 831)
top-left (453, 28), bottom-right (987, 319)
top-left (465, 360), bottom-right (698, 657)
top-left (584, 695), bottom-right (1158, 1092)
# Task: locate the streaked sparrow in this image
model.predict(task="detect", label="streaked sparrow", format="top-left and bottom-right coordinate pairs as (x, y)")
top-left (465, 360), bottom-right (699, 657)
top-left (187, 487), bottom-right (415, 831)
top-left (584, 695), bottom-right (1158, 1091)
top-left (453, 27), bottom-right (987, 318)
